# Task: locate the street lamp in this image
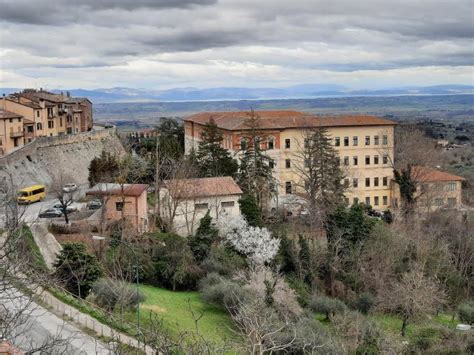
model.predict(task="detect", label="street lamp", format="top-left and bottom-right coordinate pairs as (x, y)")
top-left (91, 235), bottom-right (141, 343)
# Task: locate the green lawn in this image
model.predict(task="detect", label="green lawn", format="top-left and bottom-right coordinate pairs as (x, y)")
top-left (135, 285), bottom-right (235, 344)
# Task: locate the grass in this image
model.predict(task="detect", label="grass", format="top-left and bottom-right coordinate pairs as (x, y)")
top-left (136, 285), bottom-right (235, 344)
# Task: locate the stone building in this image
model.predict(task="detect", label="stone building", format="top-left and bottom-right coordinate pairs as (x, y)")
top-left (0, 109), bottom-right (26, 155)
top-left (184, 111), bottom-right (396, 210)
top-left (159, 176), bottom-right (242, 236)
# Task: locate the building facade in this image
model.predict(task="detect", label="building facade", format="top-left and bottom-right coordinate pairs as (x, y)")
top-left (392, 166), bottom-right (465, 212)
top-left (184, 111), bottom-right (396, 210)
top-left (0, 89), bottom-right (93, 155)
top-left (0, 109), bottom-right (26, 156)
top-left (86, 183), bottom-right (149, 234)
top-left (159, 176), bottom-right (242, 236)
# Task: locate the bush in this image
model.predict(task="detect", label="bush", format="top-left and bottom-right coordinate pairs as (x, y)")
top-left (458, 301), bottom-right (474, 324)
top-left (200, 245), bottom-right (246, 276)
top-left (309, 295), bottom-right (347, 320)
top-left (91, 277), bottom-right (144, 312)
top-left (286, 275), bottom-right (312, 307)
top-left (199, 273), bottom-right (251, 309)
top-left (354, 292), bottom-right (374, 315)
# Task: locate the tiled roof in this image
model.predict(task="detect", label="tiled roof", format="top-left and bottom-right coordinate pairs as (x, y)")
top-left (162, 176), bottom-right (242, 199)
top-left (20, 90), bottom-right (67, 103)
top-left (412, 166), bottom-right (465, 182)
top-left (0, 109), bottom-right (23, 120)
top-left (86, 183), bottom-right (149, 197)
top-left (6, 97), bottom-right (42, 109)
top-left (23, 118), bottom-right (34, 124)
top-left (184, 111), bottom-right (396, 130)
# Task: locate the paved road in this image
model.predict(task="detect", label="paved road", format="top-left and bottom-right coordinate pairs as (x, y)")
top-left (2, 287), bottom-right (111, 354)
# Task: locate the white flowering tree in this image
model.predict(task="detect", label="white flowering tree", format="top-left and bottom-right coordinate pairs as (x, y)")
top-left (217, 214), bottom-right (280, 265)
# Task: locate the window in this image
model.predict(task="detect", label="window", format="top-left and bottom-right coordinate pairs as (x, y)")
top-left (353, 178), bottom-right (358, 188)
top-left (336, 157), bottom-right (341, 166)
top-left (344, 156), bottom-right (349, 166)
top-left (344, 197), bottom-right (349, 205)
top-left (195, 203), bottom-right (209, 210)
top-left (365, 197), bottom-right (370, 205)
top-left (268, 137), bottom-right (274, 150)
top-left (374, 196), bottom-right (379, 206)
top-left (383, 135), bottom-right (388, 145)
top-left (383, 155), bottom-right (388, 164)
top-left (374, 155), bottom-right (379, 164)
top-left (383, 177), bottom-right (388, 186)
top-left (269, 161), bottom-right (275, 169)
top-left (374, 177), bottom-right (379, 187)
top-left (285, 182), bottom-right (292, 194)
top-left (335, 137), bottom-right (340, 147)
top-left (0, 138), bottom-right (2, 146)
top-left (221, 201), bottom-right (235, 208)
top-left (344, 179), bottom-right (350, 188)
top-left (435, 198), bottom-right (444, 206)
top-left (344, 137), bottom-right (349, 146)
top-left (353, 156), bottom-right (358, 166)
top-left (383, 196), bottom-right (388, 205)
top-left (365, 177), bottom-right (370, 187)
top-left (374, 135), bottom-right (379, 145)
top-left (353, 136), bottom-right (358, 146)
top-left (240, 138), bottom-right (248, 150)
top-left (48, 120), bottom-right (54, 129)
top-left (60, 117), bottom-right (63, 127)
top-left (37, 123), bottom-right (42, 130)
top-left (365, 155), bottom-right (370, 165)
top-left (285, 139), bottom-right (291, 149)
top-left (353, 197), bottom-right (359, 204)
top-left (115, 202), bottom-right (124, 211)
top-left (447, 198), bottom-right (456, 206)
top-left (285, 159), bottom-right (291, 168)
top-left (36, 110), bottom-right (40, 117)
top-left (26, 125), bottom-right (34, 133)
top-left (365, 136), bottom-right (370, 145)
top-left (447, 182), bottom-right (456, 191)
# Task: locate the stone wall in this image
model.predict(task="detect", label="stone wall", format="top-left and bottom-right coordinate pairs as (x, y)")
top-left (0, 129), bottom-right (125, 188)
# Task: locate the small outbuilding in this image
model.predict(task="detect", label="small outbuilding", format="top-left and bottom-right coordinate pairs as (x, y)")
top-left (86, 183), bottom-right (149, 233)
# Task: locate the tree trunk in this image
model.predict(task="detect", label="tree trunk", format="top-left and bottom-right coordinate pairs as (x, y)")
top-left (401, 318), bottom-right (408, 337)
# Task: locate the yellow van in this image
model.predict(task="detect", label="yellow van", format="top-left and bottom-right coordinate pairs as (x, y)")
top-left (17, 185), bottom-right (46, 204)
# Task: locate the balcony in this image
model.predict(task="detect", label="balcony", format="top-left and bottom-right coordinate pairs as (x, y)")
top-left (10, 131), bottom-right (24, 138)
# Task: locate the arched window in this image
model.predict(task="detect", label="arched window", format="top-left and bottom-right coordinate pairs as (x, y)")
top-left (240, 138), bottom-right (248, 150)
top-left (267, 136), bottom-right (275, 150)
top-left (36, 123), bottom-right (42, 131)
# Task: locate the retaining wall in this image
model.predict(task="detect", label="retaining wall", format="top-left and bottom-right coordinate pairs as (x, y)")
top-left (0, 129), bottom-right (126, 188)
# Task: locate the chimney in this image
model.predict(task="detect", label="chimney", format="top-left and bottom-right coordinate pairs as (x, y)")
top-left (39, 98), bottom-right (45, 109)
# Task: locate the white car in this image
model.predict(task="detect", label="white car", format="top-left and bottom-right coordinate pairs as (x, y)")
top-left (62, 183), bottom-right (78, 193)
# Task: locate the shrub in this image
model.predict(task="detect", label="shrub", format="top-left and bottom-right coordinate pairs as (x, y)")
top-left (354, 292), bottom-right (374, 315)
top-left (286, 276), bottom-right (312, 307)
top-left (458, 301), bottom-right (474, 324)
top-left (199, 273), bottom-right (251, 309)
top-left (91, 277), bottom-right (144, 312)
top-left (200, 245), bottom-right (246, 276)
top-left (188, 210), bottom-right (218, 262)
top-left (309, 295), bottom-right (347, 320)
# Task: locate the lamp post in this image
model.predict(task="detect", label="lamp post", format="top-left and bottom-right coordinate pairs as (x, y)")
top-left (91, 235), bottom-right (141, 342)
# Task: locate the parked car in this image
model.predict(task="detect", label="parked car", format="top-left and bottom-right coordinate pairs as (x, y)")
top-left (39, 208), bottom-right (63, 218)
top-left (87, 199), bottom-right (102, 210)
top-left (62, 183), bottom-right (78, 193)
top-left (52, 203), bottom-right (77, 214)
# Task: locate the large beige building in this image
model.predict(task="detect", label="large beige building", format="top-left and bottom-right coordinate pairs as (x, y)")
top-left (0, 89), bottom-right (93, 155)
top-left (0, 109), bottom-right (27, 156)
top-left (184, 111), bottom-right (397, 210)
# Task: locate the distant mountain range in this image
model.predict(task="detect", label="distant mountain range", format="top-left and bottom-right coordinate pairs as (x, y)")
top-left (1, 84), bottom-right (473, 104)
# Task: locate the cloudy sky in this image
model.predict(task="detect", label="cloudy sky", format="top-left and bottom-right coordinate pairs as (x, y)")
top-left (0, 0), bottom-right (473, 90)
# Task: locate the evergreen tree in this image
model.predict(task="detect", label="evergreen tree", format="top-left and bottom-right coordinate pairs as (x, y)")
top-left (88, 150), bottom-right (120, 187)
top-left (298, 235), bottom-right (312, 284)
top-left (277, 234), bottom-right (297, 275)
top-left (189, 210), bottom-right (219, 262)
top-left (196, 118), bottom-right (238, 177)
top-left (54, 243), bottom-right (102, 298)
top-left (393, 165), bottom-right (417, 219)
top-left (238, 194), bottom-right (262, 227)
top-left (237, 111), bottom-right (276, 211)
top-left (295, 127), bottom-right (346, 229)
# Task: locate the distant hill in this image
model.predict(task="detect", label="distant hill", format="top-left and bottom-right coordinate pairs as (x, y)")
top-left (1, 84), bottom-right (472, 104)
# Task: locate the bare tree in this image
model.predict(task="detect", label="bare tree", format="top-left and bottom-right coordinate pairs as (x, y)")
top-left (50, 174), bottom-right (77, 225)
top-left (378, 268), bottom-right (446, 336)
